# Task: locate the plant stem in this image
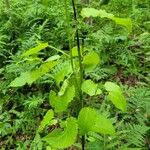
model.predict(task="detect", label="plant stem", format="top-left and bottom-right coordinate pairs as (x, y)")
top-left (71, 0), bottom-right (83, 102)
top-left (71, 1), bottom-right (85, 149)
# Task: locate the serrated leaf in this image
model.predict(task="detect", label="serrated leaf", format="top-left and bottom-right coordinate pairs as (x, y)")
top-left (49, 85), bottom-right (75, 112)
top-left (78, 107), bottom-right (115, 135)
top-left (9, 61), bottom-right (57, 87)
top-left (22, 43), bottom-right (48, 57)
top-left (83, 52), bottom-right (100, 72)
top-left (81, 80), bottom-right (102, 96)
top-left (81, 8), bottom-right (132, 32)
top-left (54, 62), bottom-right (72, 85)
top-left (38, 110), bottom-right (54, 132)
top-left (104, 82), bottom-right (127, 112)
top-left (42, 117), bottom-right (78, 149)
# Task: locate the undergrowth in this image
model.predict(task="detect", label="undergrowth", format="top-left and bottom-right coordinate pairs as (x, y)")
top-left (0, 0), bottom-right (149, 149)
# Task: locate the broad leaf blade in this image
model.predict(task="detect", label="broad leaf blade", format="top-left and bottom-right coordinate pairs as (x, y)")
top-left (81, 80), bottom-right (102, 96)
top-left (104, 82), bottom-right (127, 112)
top-left (42, 117), bottom-right (78, 149)
top-left (9, 61), bottom-right (57, 87)
top-left (22, 43), bottom-right (48, 57)
top-left (49, 85), bottom-right (75, 112)
top-left (111, 17), bottom-right (132, 33)
top-left (81, 8), bottom-right (114, 18)
top-left (78, 107), bottom-right (115, 135)
top-left (38, 110), bottom-right (54, 132)
top-left (81, 8), bottom-right (132, 32)
top-left (83, 52), bottom-right (100, 72)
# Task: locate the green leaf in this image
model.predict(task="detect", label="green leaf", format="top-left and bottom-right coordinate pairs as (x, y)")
top-left (81, 8), bottom-right (114, 18)
top-left (104, 82), bottom-right (127, 112)
top-left (104, 82), bottom-right (120, 92)
top-left (22, 43), bottom-right (48, 57)
top-left (58, 79), bottom-right (69, 96)
top-left (81, 8), bottom-right (132, 32)
top-left (81, 80), bottom-right (102, 96)
top-left (49, 85), bottom-right (75, 112)
top-left (78, 107), bottom-right (115, 135)
top-left (42, 117), bottom-right (78, 149)
top-left (9, 61), bottom-right (57, 87)
top-left (38, 110), bottom-right (54, 132)
top-left (30, 133), bottom-right (43, 150)
top-left (111, 17), bottom-right (132, 33)
top-left (54, 62), bottom-right (72, 85)
top-left (45, 55), bottom-right (60, 62)
top-left (83, 52), bottom-right (100, 72)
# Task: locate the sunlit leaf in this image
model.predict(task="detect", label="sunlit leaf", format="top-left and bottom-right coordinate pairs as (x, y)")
top-left (49, 85), bottom-right (75, 112)
top-left (54, 62), bottom-right (72, 85)
top-left (58, 79), bottom-right (68, 96)
top-left (81, 8), bottom-right (114, 18)
top-left (42, 117), bottom-right (78, 149)
top-left (45, 55), bottom-right (60, 62)
top-left (82, 80), bottom-right (102, 96)
top-left (22, 43), bottom-right (48, 57)
top-left (78, 107), bottom-right (115, 135)
top-left (81, 8), bottom-right (132, 32)
top-left (83, 52), bottom-right (100, 72)
top-left (38, 110), bottom-right (54, 132)
top-left (111, 17), bottom-right (132, 33)
top-left (9, 61), bottom-right (58, 87)
top-left (104, 82), bottom-right (127, 112)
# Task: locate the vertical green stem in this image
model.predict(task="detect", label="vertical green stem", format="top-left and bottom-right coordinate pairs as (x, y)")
top-left (71, 0), bottom-right (83, 101)
top-left (71, 1), bottom-right (85, 149)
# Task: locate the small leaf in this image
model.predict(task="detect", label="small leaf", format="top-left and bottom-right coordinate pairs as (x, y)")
top-left (82, 80), bottom-right (102, 96)
top-left (78, 107), bottom-right (115, 135)
top-left (72, 46), bottom-right (78, 57)
top-left (38, 110), bottom-right (54, 132)
top-left (42, 117), bottom-right (78, 149)
top-left (83, 52), bottom-right (100, 72)
top-left (45, 55), bottom-right (60, 62)
top-left (104, 82), bottom-right (127, 112)
top-left (58, 79), bottom-right (68, 96)
top-left (49, 85), bottom-right (75, 112)
top-left (22, 43), bottom-right (48, 57)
